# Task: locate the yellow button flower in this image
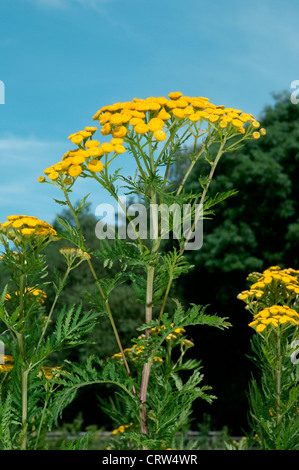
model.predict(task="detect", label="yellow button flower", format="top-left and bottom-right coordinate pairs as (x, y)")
top-left (71, 155), bottom-right (85, 165)
top-left (189, 113), bottom-right (201, 122)
top-left (110, 113), bottom-right (124, 126)
top-left (153, 130), bottom-right (167, 141)
top-left (101, 123), bottom-right (112, 136)
top-left (85, 126), bottom-right (97, 133)
top-left (100, 142), bottom-right (115, 154)
top-left (219, 119), bottom-right (228, 128)
top-left (78, 130), bottom-right (92, 138)
top-left (129, 117), bottom-right (144, 126)
top-left (85, 140), bottom-right (100, 148)
top-left (256, 324), bottom-right (266, 332)
top-left (134, 122), bottom-right (149, 134)
top-left (21, 228), bottom-right (35, 235)
top-left (87, 146), bottom-right (105, 157)
top-left (68, 134), bottom-right (84, 145)
top-left (110, 138), bottom-right (124, 145)
top-left (232, 119), bottom-right (244, 128)
top-left (156, 109), bottom-right (171, 120)
top-left (48, 171), bottom-right (59, 181)
top-left (114, 144), bottom-right (126, 154)
top-left (112, 126), bottom-right (127, 138)
top-left (172, 108), bottom-right (186, 119)
top-left (168, 91), bottom-right (183, 100)
top-left (148, 118), bottom-right (164, 132)
top-left (68, 165), bottom-right (82, 177)
top-left (87, 160), bottom-right (104, 173)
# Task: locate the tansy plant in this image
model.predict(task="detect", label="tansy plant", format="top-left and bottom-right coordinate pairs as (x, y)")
top-left (238, 266), bottom-right (299, 450)
top-left (0, 90), bottom-right (267, 452)
top-left (35, 91), bottom-right (267, 450)
top-left (0, 217), bottom-right (100, 450)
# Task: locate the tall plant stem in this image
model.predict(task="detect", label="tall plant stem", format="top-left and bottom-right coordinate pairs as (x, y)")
top-left (139, 142), bottom-right (161, 442)
top-left (62, 189), bottom-right (136, 394)
top-left (20, 368), bottom-right (29, 450)
top-left (139, 256), bottom-right (157, 443)
top-left (276, 330), bottom-right (282, 431)
top-left (17, 269), bottom-right (28, 449)
top-left (86, 257), bottom-right (134, 383)
top-left (158, 138), bottom-right (226, 322)
top-left (34, 266), bottom-right (71, 357)
top-left (175, 142), bottom-right (205, 197)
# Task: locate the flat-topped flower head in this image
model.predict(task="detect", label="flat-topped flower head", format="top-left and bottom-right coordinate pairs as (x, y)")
top-left (249, 305), bottom-right (299, 332)
top-left (91, 92), bottom-right (264, 146)
top-left (0, 215), bottom-right (58, 243)
top-left (237, 266), bottom-right (299, 303)
top-left (40, 92), bottom-right (265, 187)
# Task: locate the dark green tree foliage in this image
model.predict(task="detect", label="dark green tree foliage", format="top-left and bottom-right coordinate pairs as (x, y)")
top-left (167, 92), bottom-right (299, 433)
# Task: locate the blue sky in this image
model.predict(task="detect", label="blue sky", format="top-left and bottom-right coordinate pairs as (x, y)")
top-left (0, 0), bottom-right (298, 226)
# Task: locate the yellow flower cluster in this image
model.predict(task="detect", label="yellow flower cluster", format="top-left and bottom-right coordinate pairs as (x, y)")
top-left (237, 266), bottom-right (299, 301)
top-left (249, 305), bottom-right (299, 332)
top-left (5, 287), bottom-right (47, 304)
top-left (40, 92), bottom-right (265, 185)
top-left (111, 422), bottom-right (135, 436)
top-left (238, 266), bottom-right (299, 333)
top-left (0, 355), bottom-right (14, 372)
top-left (111, 324), bottom-right (189, 363)
top-left (39, 366), bottom-right (63, 380)
top-left (40, 127), bottom-right (126, 183)
top-left (150, 323), bottom-right (186, 340)
top-left (93, 91), bottom-right (264, 141)
top-left (0, 215), bottom-right (58, 240)
top-left (111, 344), bottom-right (162, 363)
top-left (0, 356), bottom-right (63, 379)
top-left (59, 247), bottom-right (91, 262)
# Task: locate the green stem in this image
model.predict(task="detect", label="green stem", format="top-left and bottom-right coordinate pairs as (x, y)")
top-left (34, 382), bottom-right (56, 450)
top-left (128, 138), bottom-right (151, 176)
top-left (158, 138), bottom-right (227, 322)
top-left (93, 174), bottom-right (146, 252)
top-left (86, 257), bottom-right (134, 383)
top-left (139, 186), bottom-right (160, 442)
top-left (17, 264), bottom-right (28, 450)
top-left (175, 145), bottom-right (206, 197)
top-left (33, 266), bottom-right (71, 359)
top-left (181, 138), bottom-right (226, 252)
top-left (20, 368), bottom-right (29, 450)
top-left (62, 188), bottom-right (136, 393)
top-left (158, 274), bottom-right (173, 324)
top-left (276, 329), bottom-right (282, 432)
